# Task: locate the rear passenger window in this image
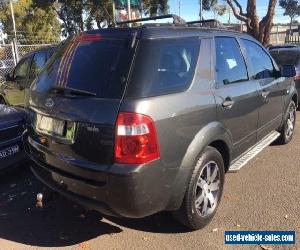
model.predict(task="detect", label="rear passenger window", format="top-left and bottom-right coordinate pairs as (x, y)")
top-left (30, 52), bottom-right (46, 78)
top-left (14, 57), bottom-right (32, 79)
top-left (126, 38), bottom-right (200, 97)
top-left (241, 39), bottom-right (275, 79)
top-left (215, 37), bottom-right (248, 85)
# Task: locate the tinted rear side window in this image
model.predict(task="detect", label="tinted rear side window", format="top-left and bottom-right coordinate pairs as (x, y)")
top-left (30, 52), bottom-right (46, 77)
top-left (33, 36), bottom-right (135, 99)
top-left (126, 38), bottom-right (200, 98)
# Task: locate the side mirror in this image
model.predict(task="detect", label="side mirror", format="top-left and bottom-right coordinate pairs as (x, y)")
top-left (280, 65), bottom-right (296, 78)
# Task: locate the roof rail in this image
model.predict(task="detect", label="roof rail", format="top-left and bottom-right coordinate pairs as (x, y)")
top-left (187, 19), bottom-right (222, 27)
top-left (116, 14), bottom-right (186, 26)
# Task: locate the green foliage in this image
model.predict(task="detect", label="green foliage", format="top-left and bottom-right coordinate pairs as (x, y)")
top-left (0, 0), bottom-right (60, 44)
top-left (85, 0), bottom-right (114, 29)
top-left (279, 0), bottom-right (300, 20)
top-left (202, 0), bottom-right (218, 11)
top-left (0, 0), bottom-right (170, 40)
top-left (142, 0), bottom-right (169, 17)
top-left (116, 0), bottom-right (141, 8)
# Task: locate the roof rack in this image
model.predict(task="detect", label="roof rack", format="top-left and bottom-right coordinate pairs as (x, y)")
top-left (116, 14), bottom-right (186, 26)
top-left (187, 19), bottom-right (223, 28)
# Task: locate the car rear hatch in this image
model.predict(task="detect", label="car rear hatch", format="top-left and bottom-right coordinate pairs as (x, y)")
top-left (28, 29), bottom-right (141, 174)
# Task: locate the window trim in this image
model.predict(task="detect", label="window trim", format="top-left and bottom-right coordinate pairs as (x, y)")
top-left (213, 36), bottom-right (250, 87)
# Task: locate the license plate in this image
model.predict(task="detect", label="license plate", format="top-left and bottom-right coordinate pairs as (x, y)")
top-left (0, 145), bottom-right (20, 159)
top-left (36, 114), bottom-right (65, 136)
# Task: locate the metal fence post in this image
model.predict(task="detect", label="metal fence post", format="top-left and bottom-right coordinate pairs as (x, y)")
top-left (13, 38), bottom-right (19, 63)
top-left (11, 42), bottom-right (17, 66)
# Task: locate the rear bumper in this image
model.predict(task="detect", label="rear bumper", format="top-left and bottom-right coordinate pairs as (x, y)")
top-left (25, 134), bottom-right (177, 218)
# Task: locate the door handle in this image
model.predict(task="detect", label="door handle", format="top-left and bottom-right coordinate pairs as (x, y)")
top-left (261, 90), bottom-right (270, 99)
top-left (222, 98), bottom-right (235, 109)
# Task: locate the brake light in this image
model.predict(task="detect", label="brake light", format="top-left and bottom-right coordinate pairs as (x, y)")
top-left (294, 66), bottom-right (300, 80)
top-left (77, 33), bottom-right (102, 42)
top-left (294, 75), bottom-right (300, 80)
top-left (115, 112), bottom-right (160, 164)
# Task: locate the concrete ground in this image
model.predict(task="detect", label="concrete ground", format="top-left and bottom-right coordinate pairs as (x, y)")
top-left (0, 116), bottom-right (299, 250)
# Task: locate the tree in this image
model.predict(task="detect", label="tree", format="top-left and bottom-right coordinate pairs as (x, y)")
top-left (211, 3), bottom-right (228, 20)
top-left (279, 0), bottom-right (300, 35)
top-left (0, 0), bottom-right (60, 43)
top-left (202, 0), bottom-right (278, 46)
top-left (85, 0), bottom-right (114, 29)
top-left (142, 0), bottom-right (169, 17)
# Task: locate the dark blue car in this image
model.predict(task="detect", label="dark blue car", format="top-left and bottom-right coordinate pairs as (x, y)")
top-left (0, 105), bottom-right (26, 171)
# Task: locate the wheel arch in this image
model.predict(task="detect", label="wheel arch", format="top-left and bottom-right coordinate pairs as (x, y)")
top-left (292, 92), bottom-right (298, 108)
top-left (209, 140), bottom-right (230, 173)
top-left (165, 122), bottom-right (233, 210)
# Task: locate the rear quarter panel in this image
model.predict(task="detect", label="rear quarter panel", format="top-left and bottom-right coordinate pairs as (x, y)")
top-left (120, 38), bottom-right (227, 210)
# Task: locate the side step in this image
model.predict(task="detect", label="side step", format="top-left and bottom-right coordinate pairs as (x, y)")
top-left (228, 131), bottom-right (280, 172)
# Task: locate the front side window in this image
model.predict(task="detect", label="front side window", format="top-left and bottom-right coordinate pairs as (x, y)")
top-left (126, 38), bottom-right (200, 97)
top-left (215, 37), bottom-right (248, 85)
top-left (30, 52), bottom-right (46, 78)
top-left (14, 57), bottom-right (31, 79)
top-left (241, 39), bottom-right (275, 79)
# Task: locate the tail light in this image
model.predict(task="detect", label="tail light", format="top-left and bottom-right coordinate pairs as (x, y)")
top-left (77, 33), bottom-right (102, 42)
top-left (294, 66), bottom-right (300, 80)
top-left (294, 75), bottom-right (300, 80)
top-left (115, 112), bottom-right (160, 164)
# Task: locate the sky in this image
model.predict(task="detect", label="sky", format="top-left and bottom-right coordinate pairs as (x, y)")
top-left (168, 0), bottom-right (298, 24)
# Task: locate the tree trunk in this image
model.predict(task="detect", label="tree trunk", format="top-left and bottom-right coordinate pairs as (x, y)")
top-left (95, 10), bottom-right (101, 29)
top-left (289, 17), bottom-right (293, 36)
top-left (226, 0), bottom-right (277, 46)
top-left (246, 0), bottom-right (260, 39)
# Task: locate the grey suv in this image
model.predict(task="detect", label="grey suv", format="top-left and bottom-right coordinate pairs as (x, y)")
top-left (24, 15), bottom-right (297, 230)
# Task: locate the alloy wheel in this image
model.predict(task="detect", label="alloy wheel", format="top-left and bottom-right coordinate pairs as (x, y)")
top-left (195, 161), bottom-right (220, 217)
top-left (286, 104), bottom-right (296, 138)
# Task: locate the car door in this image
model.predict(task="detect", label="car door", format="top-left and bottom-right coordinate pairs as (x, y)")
top-left (5, 56), bottom-right (32, 106)
top-left (240, 39), bottom-right (286, 141)
top-left (212, 37), bottom-right (261, 160)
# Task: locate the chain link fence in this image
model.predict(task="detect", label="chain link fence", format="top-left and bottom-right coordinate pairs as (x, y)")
top-left (0, 42), bottom-right (57, 83)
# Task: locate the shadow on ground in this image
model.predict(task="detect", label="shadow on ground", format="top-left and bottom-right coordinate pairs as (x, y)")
top-left (0, 165), bottom-right (189, 247)
top-left (105, 212), bottom-right (189, 234)
top-left (0, 166), bottom-right (122, 247)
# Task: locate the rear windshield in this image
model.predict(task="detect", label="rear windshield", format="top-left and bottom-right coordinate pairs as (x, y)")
top-left (33, 35), bottom-right (135, 99)
top-left (270, 50), bottom-right (300, 66)
top-left (126, 38), bottom-right (200, 98)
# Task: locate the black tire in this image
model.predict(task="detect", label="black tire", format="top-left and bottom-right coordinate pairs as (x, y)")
top-left (277, 101), bottom-right (296, 145)
top-left (172, 146), bottom-right (225, 230)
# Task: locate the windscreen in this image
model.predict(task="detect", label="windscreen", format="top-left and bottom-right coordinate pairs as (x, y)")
top-left (33, 34), bottom-right (135, 99)
top-left (270, 50), bottom-right (300, 66)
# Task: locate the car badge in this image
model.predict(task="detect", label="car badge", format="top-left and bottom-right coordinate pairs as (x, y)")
top-left (45, 98), bottom-right (54, 108)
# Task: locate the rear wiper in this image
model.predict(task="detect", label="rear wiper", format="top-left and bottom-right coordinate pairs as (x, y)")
top-left (49, 86), bottom-right (96, 97)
